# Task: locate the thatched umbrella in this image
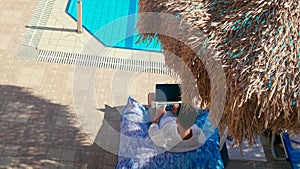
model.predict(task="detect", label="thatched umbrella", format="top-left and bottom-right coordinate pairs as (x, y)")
top-left (137, 0), bottom-right (300, 145)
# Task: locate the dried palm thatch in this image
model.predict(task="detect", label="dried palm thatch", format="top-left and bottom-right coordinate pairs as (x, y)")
top-left (137, 0), bottom-right (300, 145)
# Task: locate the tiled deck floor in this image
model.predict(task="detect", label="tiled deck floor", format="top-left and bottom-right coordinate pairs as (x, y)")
top-left (0, 85), bottom-right (113, 169)
top-left (0, 0), bottom-right (293, 169)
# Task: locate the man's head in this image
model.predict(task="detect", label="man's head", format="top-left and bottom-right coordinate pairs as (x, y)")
top-left (176, 103), bottom-right (198, 129)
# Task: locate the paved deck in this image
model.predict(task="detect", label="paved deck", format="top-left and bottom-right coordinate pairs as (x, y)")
top-left (0, 0), bottom-right (293, 168)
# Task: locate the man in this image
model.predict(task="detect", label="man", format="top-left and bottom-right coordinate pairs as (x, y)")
top-left (148, 102), bottom-right (206, 152)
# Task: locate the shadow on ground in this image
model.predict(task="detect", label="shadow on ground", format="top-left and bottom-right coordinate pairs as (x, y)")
top-left (0, 85), bottom-right (116, 169)
top-left (94, 105), bottom-right (123, 166)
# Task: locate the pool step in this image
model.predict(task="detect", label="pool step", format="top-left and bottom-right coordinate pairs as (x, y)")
top-left (37, 49), bottom-right (177, 76)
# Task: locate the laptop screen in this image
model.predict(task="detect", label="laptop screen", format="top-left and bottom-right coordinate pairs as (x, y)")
top-left (155, 84), bottom-right (181, 102)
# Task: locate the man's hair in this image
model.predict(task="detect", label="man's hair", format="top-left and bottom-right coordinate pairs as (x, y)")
top-left (177, 103), bottom-right (198, 129)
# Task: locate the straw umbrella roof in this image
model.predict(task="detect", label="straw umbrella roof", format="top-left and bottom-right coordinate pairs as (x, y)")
top-left (137, 0), bottom-right (300, 145)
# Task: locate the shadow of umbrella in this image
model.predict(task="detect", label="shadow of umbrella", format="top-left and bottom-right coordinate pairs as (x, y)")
top-left (0, 85), bottom-right (115, 169)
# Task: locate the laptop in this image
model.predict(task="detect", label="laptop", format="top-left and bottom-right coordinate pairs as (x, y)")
top-left (155, 84), bottom-right (182, 107)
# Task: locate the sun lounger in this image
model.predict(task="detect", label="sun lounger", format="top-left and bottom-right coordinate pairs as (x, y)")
top-left (116, 96), bottom-right (224, 169)
top-left (280, 132), bottom-right (300, 169)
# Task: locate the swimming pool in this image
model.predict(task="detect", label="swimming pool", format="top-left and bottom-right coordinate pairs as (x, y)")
top-left (66, 0), bottom-right (162, 52)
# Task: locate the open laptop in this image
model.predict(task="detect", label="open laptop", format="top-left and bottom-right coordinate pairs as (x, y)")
top-left (154, 84), bottom-right (182, 107)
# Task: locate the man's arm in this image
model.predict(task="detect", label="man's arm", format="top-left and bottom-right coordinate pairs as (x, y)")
top-left (168, 126), bottom-right (206, 152)
top-left (149, 123), bottom-right (181, 150)
top-left (149, 120), bottom-right (183, 150)
top-left (148, 106), bottom-right (166, 147)
top-left (148, 123), bottom-right (166, 148)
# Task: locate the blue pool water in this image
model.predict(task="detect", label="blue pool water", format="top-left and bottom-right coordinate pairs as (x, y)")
top-left (66, 0), bottom-right (162, 52)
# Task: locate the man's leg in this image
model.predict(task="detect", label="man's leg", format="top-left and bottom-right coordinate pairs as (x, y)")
top-left (148, 92), bottom-right (155, 108)
top-left (147, 92), bottom-right (156, 121)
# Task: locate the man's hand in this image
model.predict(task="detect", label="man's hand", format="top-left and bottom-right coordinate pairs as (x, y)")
top-left (152, 106), bottom-right (166, 124)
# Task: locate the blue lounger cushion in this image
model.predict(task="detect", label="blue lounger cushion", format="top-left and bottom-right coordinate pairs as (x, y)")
top-left (282, 132), bottom-right (300, 169)
top-left (116, 96), bottom-right (224, 169)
